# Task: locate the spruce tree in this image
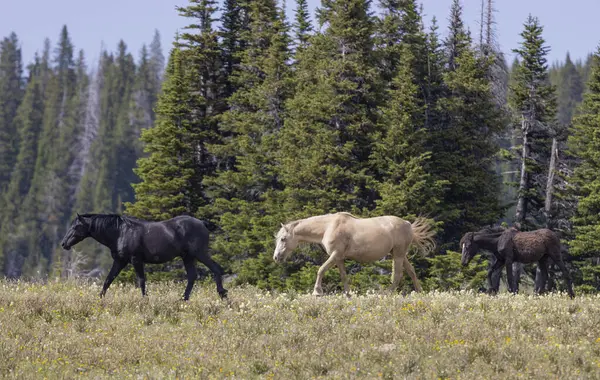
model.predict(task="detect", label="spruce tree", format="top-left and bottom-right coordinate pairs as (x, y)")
top-left (444, 0), bottom-right (470, 72)
top-left (371, 45), bottom-right (442, 219)
top-left (201, 0), bottom-right (292, 275)
top-left (0, 32), bottom-right (24, 197)
top-left (220, 0), bottom-right (249, 97)
top-left (0, 57), bottom-right (45, 274)
top-left (567, 46), bottom-right (600, 292)
top-left (126, 47), bottom-right (195, 220)
top-left (293, 0), bottom-right (313, 53)
top-left (278, 0), bottom-right (378, 215)
top-left (17, 26), bottom-right (82, 276)
top-left (427, 3), bottom-right (505, 243)
top-left (509, 15), bottom-right (557, 228)
top-left (556, 53), bottom-right (584, 127)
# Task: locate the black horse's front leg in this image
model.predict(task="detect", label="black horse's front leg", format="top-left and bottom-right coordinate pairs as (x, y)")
top-left (497, 230), bottom-right (518, 294)
top-left (132, 259), bottom-right (146, 297)
top-left (487, 257), bottom-right (504, 295)
top-left (182, 257), bottom-right (197, 301)
top-left (534, 256), bottom-right (549, 295)
top-left (100, 259), bottom-right (127, 298)
top-left (505, 259), bottom-right (517, 294)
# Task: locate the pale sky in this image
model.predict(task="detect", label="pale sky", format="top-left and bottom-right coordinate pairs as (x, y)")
top-left (0, 0), bottom-right (597, 69)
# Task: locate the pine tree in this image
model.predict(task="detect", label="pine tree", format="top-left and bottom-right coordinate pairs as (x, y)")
top-left (220, 0), bottom-right (250, 97)
top-left (0, 57), bottom-right (45, 274)
top-left (509, 15), bottom-right (557, 228)
top-left (17, 26), bottom-right (82, 276)
top-left (128, 0), bottom-right (225, 222)
top-left (278, 0), bottom-right (378, 215)
top-left (201, 0), bottom-right (292, 275)
top-left (149, 30), bottom-right (165, 85)
top-left (0, 32), bottom-right (24, 197)
top-left (126, 47), bottom-right (195, 220)
top-left (293, 0), bottom-right (313, 53)
top-left (427, 3), bottom-right (505, 244)
top-left (567, 46), bottom-right (600, 292)
top-left (371, 45), bottom-right (443, 219)
top-left (444, 0), bottom-right (470, 72)
top-left (556, 53), bottom-right (584, 127)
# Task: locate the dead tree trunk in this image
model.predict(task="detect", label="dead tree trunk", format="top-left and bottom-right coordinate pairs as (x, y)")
top-left (515, 117), bottom-right (530, 225)
top-left (544, 138), bottom-right (558, 228)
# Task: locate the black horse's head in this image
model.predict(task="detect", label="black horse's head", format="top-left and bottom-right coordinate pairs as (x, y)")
top-left (61, 213), bottom-right (90, 250)
top-left (459, 232), bottom-right (478, 266)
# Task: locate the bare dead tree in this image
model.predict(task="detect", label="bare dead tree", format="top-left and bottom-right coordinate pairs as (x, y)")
top-left (544, 138), bottom-right (558, 227)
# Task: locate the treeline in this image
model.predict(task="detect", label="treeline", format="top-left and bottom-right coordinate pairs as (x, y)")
top-left (0, 27), bottom-right (164, 278)
top-left (1, 0), bottom-right (599, 293)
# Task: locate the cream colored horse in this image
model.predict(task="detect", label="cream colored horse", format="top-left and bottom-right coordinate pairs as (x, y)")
top-left (272, 212), bottom-right (436, 296)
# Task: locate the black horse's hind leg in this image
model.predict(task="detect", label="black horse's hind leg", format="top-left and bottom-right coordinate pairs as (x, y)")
top-left (554, 257), bottom-right (575, 299)
top-left (100, 259), bottom-right (127, 298)
top-left (182, 257), bottom-right (197, 301)
top-left (198, 255), bottom-right (228, 299)
top-left (534, 256), bottom-right (549, 295)
top-left (512, 262), bottom-right (523, 293)
top-left (132, 259), bottom-right (147, 297)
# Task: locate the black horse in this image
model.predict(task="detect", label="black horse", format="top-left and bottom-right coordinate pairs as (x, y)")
top-left (61, 213), bottom-right (228, 300)
top-left (460, 227), bottom-right (574, 298)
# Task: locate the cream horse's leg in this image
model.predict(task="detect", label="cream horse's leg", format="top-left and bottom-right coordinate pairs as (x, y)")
top-left (403, 256), bottom-right (422, 292)
top-left (336, 259), bottom-right (349, 294)
top-left (313, 254), bottom-right (338, 296)
top-left (388, 255), bottom-right (405, 293)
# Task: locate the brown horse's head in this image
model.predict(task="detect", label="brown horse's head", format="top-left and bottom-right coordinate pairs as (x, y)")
top-left (459, 232), bottom-right (478, 266)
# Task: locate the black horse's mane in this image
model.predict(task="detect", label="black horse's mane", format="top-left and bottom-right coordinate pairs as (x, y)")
top-left (79, 213), bottom-right (143, 232)
top-left (476, 226), bottom-right (506, 235)
top-left (460, 225), bottom-right (506, 246)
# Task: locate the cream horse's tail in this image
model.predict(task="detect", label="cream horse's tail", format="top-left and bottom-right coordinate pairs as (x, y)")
top-left (409, 217), bottom-right (436, 256)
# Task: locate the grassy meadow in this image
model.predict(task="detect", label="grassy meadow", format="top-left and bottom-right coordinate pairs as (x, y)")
top-left (0, 280), bottom-right (599, 379)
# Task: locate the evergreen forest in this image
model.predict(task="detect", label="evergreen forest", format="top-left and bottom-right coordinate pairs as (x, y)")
top-left (1, 0), bottom-right (599, 294)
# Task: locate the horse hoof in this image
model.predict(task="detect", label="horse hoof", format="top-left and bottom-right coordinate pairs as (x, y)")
top-left (312, 290), bottom-right (323, 297)
top-left (219, 290), bottom-right (228, 299)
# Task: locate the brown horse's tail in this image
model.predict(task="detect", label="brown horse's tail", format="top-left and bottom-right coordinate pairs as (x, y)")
top-left (410, 217), bottom-right (436, 256)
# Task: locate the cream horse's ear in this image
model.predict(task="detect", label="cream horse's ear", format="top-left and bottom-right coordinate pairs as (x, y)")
top-left (281, 223), bottom-right (287, 230)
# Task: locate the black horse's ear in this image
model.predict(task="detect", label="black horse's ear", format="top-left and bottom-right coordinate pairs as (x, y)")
top-left (76, 213), bottom-right (83, 221)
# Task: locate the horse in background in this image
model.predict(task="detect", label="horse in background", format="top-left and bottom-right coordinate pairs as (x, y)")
top-left (61, 213), bottom-right (228, 300)
top-left (460, 227), bottom-right (574, 298)
top-left (272, 212), bottom-right (436, 296)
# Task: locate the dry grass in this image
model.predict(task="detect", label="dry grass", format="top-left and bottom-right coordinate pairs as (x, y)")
top-left (0, 280), bottom-right (599, 379)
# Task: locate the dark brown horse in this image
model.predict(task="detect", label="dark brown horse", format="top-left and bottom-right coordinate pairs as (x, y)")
top-left (460, 227), bottom-right (574, 298)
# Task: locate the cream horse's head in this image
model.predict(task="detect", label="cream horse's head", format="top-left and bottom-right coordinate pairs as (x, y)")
top-left (273, 223), bottom-right (299, 263)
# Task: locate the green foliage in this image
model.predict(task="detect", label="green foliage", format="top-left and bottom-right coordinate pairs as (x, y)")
top-left (428, 9), bottom-right (505, 244)
top-left (0, 33), bottom-right (24, 206)
top-left (126, 47), bottom-right (195, 220)
top-left (425, 251), bottom-right (487, 291)
top-left (200, 0), bottom-right (292, 275)
top-left (555, 53), bottom-right (584, 128)
top-left (0, 57), bottom-right (46, 273)
top-left (567, 46), bottom-right (600, 291)
top-left (293, 0), bottom-right (313, 52)
top-left (371, 45), bottom-right (443, 217)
